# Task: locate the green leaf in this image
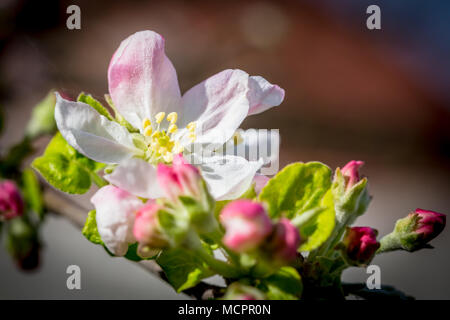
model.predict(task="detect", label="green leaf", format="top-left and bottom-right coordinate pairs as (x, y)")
top-left (124, 243), bottom-right (145, 261)
top-left (157, 247), bottom-right (214, 292)
top-left (33, 154), bottom-right (92, 194)
top-left (77, 92), bottom-right (114, 121)
top-left (26, 90), bottom-right (57, 138)
top-left (22, 168), bottom-right (44, 220)
top-left (258, 267), bottom-right (303, 300)
top-left (299, 189), bottom-right (335, 251)
top-left (32, 133), bottom-right (105, 194)
top-left (82, 210), bottom-right (103, 245)
top-left (259, 162), bottom-right (332, 219)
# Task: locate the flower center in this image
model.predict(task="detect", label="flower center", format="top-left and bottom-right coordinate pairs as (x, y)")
top-left (141, 112), bottom-right (196, 164)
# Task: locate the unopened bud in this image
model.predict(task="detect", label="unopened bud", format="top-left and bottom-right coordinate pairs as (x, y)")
top-left (220, 200), bottom-right (272, 253)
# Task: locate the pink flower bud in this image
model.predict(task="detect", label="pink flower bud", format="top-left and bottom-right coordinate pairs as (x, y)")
top-left (268, 218), bottom-right (301, 263)
top-left (341, 160), bottom-right (364, 190)
top-left (156, 154), bottom-right (202, 200)
top-left (220, 200), bottom-right (272, 253)
top-left (0, 180), bottom-right (24, 220)
top-left (133, 201), bottom-right (167, 248)
top-left (413, 208), bottom-right (446, 242)
top-left (172, 153), bottom-right (201, 197)
top-left (157, 163), bottom-right (182, 200)
top-left (342, 227), bottom-right (380, 265)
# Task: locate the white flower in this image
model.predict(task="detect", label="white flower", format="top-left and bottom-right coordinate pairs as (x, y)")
top-left (55, 30), bottom-right (284, 201)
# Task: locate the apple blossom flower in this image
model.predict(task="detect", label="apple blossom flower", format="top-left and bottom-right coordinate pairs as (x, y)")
top-left (55, 30), bottom-right (284, 201)
top-left (133, 201), bottom-right (168, 255)
top-left (220, 200), bottom-right (273, 252)
top-left (267, 218), bottom-right (301, 263)
top-left (341, 160), bottom-right (364, 191)
top-left (90, 185), bottom-right (143, 256)
top-left (0, 180), bottom-right (24, 220)
top-left (379, 208), bottom-right (446, 253)
top-left (341, 227), bottom-right (380, 265)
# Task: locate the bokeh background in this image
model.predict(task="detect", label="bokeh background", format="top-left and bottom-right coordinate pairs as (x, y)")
top-left (1, 0), bottom-right (449, 299)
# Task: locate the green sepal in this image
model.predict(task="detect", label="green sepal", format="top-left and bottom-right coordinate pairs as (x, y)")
top-left (104, 94), bottom-right (138, 132)
top-left (77, 92), bottom-right (114, 121)
top-left (332, 168), bottom-right (371, 224)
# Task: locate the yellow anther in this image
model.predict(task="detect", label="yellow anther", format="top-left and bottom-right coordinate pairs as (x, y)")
top-left (187, 122), bottom-right (196, 132)
top-left (142, 118), bottom-right (151, 129)
top-left (143, 126), bottom-right (153, 137)
top-left (151, 131), bottom-right (161, 139)
top-left (155, 112), bottom-right (166, 124)
top-left (168, 124), bottom-right (178, 134)
top-left (163, 153), bottom-right (173, 163)
top-left (188, 132), bottom-right (196, 142)
top-left (167, 112), bottom-right (178, 124)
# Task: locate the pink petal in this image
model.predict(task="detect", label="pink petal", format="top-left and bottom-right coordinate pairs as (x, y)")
top-left (179, 69), bottom-right (251, 146)
top-left (108, 31), bottom-right (182, 131)
top-left (248, 76), bottom-right (285, 116)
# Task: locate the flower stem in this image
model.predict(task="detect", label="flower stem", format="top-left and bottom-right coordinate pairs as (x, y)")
top-left (204, 227), bottom-right (241, 266)
top-left (89, 171), bottom-right (108, 187)
top-left (377, 232), bottom-right (401, 253)
top-left (194, 245), bottom-right (242, 279)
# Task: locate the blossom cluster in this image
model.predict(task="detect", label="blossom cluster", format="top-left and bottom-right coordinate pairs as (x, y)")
top-left (29, 30), bottom-right (446, 300)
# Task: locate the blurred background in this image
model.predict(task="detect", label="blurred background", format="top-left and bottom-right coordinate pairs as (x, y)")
top-left (0, 0), bottom-right (449, 299)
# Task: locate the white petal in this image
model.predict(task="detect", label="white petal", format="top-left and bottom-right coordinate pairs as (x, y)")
top-left (108, 31), bottom-right (182, 131)
top-left (91, 185), bottom-right (143, 256)
top-left (195, 154), bottom-right (263, 201)
top-left (104, 158), bottom-right (163, 199)
top-left (248, 76), bottom-right (285, 115)
top-left (219, 128), bottom-right (279, 166)
top-left (179, 69), bottom-right (251, 146)
top-left (54, 93), bottom-right (141, 164)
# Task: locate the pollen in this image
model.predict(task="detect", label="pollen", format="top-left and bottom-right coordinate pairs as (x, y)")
top-left (155, 112), bottom-right (166, 124)
top-left (142, 117), bottom-right (151, 129)
top-left (187, 121), bottom-right (196, 132)
top-left (168, 124), bottom-right (178, 134)
top-left (143, 126), bottom-right (153, 137)
top-left (167, 112), bottom-right (178, 124)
